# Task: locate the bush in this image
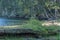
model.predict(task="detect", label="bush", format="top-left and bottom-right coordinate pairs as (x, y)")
top-left (20, 19), bottom-right (59, 36)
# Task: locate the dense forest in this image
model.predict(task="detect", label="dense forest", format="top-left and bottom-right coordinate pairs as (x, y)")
top-left (0, 0), bottom-right (60, 20)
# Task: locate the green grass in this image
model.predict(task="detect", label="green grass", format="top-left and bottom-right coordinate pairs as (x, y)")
top-left (20, 19), bottom-right (60, 34)
top-left (18, 19), bottom-right (60, 40)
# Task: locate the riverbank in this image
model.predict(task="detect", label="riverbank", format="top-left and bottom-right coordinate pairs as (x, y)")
top-left (0, 18), bottom-right (59, 40)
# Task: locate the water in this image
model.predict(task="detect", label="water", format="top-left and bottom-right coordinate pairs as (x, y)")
top-left (0, 18), bottom-right (25, 26)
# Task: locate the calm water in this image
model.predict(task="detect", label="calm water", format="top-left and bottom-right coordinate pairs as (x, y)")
top-left (0, 18), bottom-right (25, 26)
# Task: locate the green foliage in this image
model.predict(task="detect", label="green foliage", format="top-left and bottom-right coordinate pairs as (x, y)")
top-left (0, 0), bottom-right (60, 18)
top-left (19, 19), bottom-right (59, 35)
top-left (24, 8), bottom-right (30, 14)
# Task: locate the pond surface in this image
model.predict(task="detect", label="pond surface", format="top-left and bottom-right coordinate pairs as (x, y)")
top-left (0, 18), bottom-right (25, 26)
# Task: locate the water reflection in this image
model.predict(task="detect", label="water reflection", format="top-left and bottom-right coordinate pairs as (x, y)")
top-left (0, 18), bottom-right (23, 26)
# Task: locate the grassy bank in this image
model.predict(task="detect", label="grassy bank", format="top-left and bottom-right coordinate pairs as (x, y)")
top-left (2, 18), bottom-right (59, 34)
top-left (0, 19), bottom-right (59, 40)
top-left (20, 19), bottom-right (60, 34)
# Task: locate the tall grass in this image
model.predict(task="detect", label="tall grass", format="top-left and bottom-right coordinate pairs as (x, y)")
top-left (20, 19), bottom-right (60, 36)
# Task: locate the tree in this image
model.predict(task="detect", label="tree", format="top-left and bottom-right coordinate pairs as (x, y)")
top-left (45, 0), bottom-right (60, 19)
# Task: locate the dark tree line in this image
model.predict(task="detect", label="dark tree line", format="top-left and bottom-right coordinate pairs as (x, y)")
top-left (0, 0), bottom-right (60, 20)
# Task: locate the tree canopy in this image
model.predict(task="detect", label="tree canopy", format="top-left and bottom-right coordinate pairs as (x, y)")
top-left (0, 0), bottom-right (60, 19)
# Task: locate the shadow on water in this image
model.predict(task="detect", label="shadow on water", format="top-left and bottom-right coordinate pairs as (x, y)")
top-left (0, 32), bottom-right (58, 40)
top-left (0, 34), bottom-right (58, 40)
top-left (0, 34), bottom-right (45, 40)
